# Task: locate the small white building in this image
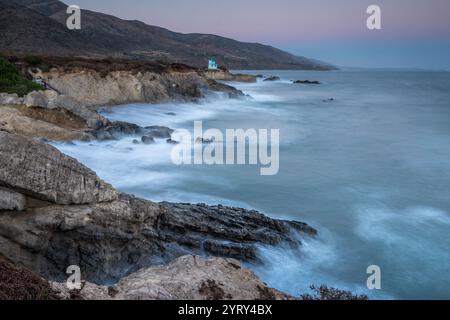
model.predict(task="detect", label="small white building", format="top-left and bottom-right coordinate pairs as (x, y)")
top-left (208, 58), bottom-right (218, 70)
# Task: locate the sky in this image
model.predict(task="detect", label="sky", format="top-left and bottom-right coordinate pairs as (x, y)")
top-left (70, 0), bottom-right (450, 69)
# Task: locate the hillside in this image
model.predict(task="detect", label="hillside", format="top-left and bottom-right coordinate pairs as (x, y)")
top-left (0, 0), bottom-right (335, 70)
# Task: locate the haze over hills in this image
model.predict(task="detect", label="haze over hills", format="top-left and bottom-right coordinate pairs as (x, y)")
top-left (0, 0), bottom-right (335, 70)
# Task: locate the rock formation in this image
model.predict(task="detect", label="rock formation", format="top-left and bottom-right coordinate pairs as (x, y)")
top-left (0, 132), bottom-right (316, 292)
top-left (52, 255), bottom-right (292, 300)
top-left (203, 69), bottom-right (257, 83)
top-left (264, 76), bottom-right (281, 82)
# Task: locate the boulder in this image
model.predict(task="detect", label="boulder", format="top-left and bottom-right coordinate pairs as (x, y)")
top-left (52, 255), bottom-right (291, 300)
top-left (144, 126), bottom-right (174, 139)
top-left (166, 139), bottom-right (179, 145)
top-left (293, 80), bottom-right (321, 85)
top-left (0, 131), bottom-right (118, 204)
top-left (0, 93), bottom-right (22, 105)
top-left (141, 135), bottom-right (155, 144)
top-left (24, 90), bottom-right (59, 109)
top-left (264, 76), bottom-right (280, 82)
top-left (0, 187), bottom-right (26, 211)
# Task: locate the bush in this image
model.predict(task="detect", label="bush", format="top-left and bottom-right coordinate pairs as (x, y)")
top-left (24, 55), bottom-right (43, 67)
top-left (301, 285), bottom-right (369, 300)
top-left (0, 57), bottom-right (42, 96)
top-left (0, 259), bottom-right (60, 300)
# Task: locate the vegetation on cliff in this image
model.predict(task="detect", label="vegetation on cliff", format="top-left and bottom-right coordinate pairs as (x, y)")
top-left (0, 56), bottom-right (41, 96)
top-left (0, 259), bottom-right (60, 300)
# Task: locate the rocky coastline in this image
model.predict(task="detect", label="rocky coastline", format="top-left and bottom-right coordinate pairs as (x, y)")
top-left (0, 59), bottom-right (317, 300)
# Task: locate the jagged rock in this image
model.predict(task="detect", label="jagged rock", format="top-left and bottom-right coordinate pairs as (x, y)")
top-left (264, 76), bottom-right (280, 82)
top-left (196, 137), bottom-right (215, 144)
top-left (0, 187), bottom-right (26, 211)
top-left (94, 121), bottom-right (143, 140)
top-left (0, 105), bottom-right (94, 141)
top-left (0, 192), bottom-right (314, 284)
top-left (39, 69), bottom-right (243, 107)
top-left (141, 135), bottom-right (155, 144)
top-left (144, 126), bottom-right (174, 139)
top-left (23, 90), bottom-right (108, 130)
top-left (51, 255), bottom-right (290, 300)
top-left (293, 80), bottom-right (321, 85)
top-left (203, 70), bottom-right (257, 83)
top-left (24, 90), bottom-right (59, 109)
top-left (0, 133), bottom-right (315, 287)
top-left (166, 139), bottom-right (179, 145)
top-left (0, 131), bottom-right (117, 204)
top-left (0, 93), bottom-right (23, 105)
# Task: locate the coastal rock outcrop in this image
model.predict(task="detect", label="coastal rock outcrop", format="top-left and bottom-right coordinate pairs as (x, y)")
top-left (0, 187), bottom-right (26, 211)
top-left (39, 68), bottom-right (243, 108)
top-left (0, 132), bottom-right (316, 285)
top-left (293, 80), bottom-right (321, 85)
top-left (0, 105), bottom-right (93, 141)
top-left (0, 131), bottom-right (117, 204)
top-left (52, 255), bottom-right (291, 300)
top-left (264, 76), bottom-right (281, 82)
top-left (203, 69), bottom-right (257, 83)
top-left (0, 93), bottom-right (23, 105)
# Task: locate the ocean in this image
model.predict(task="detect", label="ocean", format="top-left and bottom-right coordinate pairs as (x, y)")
top-left (54, 70), bottom-right (450, 299)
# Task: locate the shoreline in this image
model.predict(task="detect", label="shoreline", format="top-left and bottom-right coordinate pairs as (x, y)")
top-left (0, 59), bottom-right (318, 300)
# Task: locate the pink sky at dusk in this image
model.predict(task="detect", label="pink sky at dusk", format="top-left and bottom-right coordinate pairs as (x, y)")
top-left (69, 0), bottom-right (450, 69)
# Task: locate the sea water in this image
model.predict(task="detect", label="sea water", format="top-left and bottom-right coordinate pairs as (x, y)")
top-left (54, 70), bottom-right (450, 299)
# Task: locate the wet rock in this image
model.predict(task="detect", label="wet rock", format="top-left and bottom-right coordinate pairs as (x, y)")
top-left (132, 139), bottom-right (140, 144)
top-left (264, 76), bottom-right (280, 82)
top-left (144, 126), bottom-right (174, 139)
top-left (196, 137), bottom-right (214, 144)
top-left (166, 139), bottom-right (179, 145)
top-left (0, 133), bottom-right (315, 286)
top-left (293, 80), bottom-right (321, 85)
top-left (322, 98), bottom-right (334, 102)
top-left (165, 112), bottom-right (176, 116)
top-left (95, 129), bottom-right (114, 141)
top-left (203, 69), bottom-right (257, 83)
top-left (0, 187), bottom-right (26, 211)
top-left (141, 135), bottom-right (155, 144)
top-left (0, 131), bottom-right (118, 205)
top-left (95, 121), bottom-right (143, 140)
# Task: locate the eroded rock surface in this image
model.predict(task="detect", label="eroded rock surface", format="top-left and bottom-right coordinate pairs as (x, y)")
top-left (0, 187), bottom-right (26, 211)
top-left (0, 131), bottom-right (117, 204)
top-left (53, 255), bottom-right (291, 300)
top-left (0, 133), bottom-right (315, 286)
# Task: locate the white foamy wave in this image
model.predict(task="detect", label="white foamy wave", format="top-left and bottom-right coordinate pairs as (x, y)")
top-left (249, 228), bottom-right (392, 299)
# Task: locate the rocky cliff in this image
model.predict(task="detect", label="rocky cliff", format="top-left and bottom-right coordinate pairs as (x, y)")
top-left (0, 131), bottom-right (315, 299)
top-left (0, 57), bottom-right (245, 141)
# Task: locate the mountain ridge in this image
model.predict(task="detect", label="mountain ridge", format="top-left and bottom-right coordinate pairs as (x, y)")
top-left (0, 0), bottom-right (335, 70)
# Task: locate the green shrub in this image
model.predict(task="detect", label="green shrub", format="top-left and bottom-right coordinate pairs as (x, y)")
top-left (0, 57), bottom-right (42, 96)
top-left (24, 55), bottom-right (43, 67)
